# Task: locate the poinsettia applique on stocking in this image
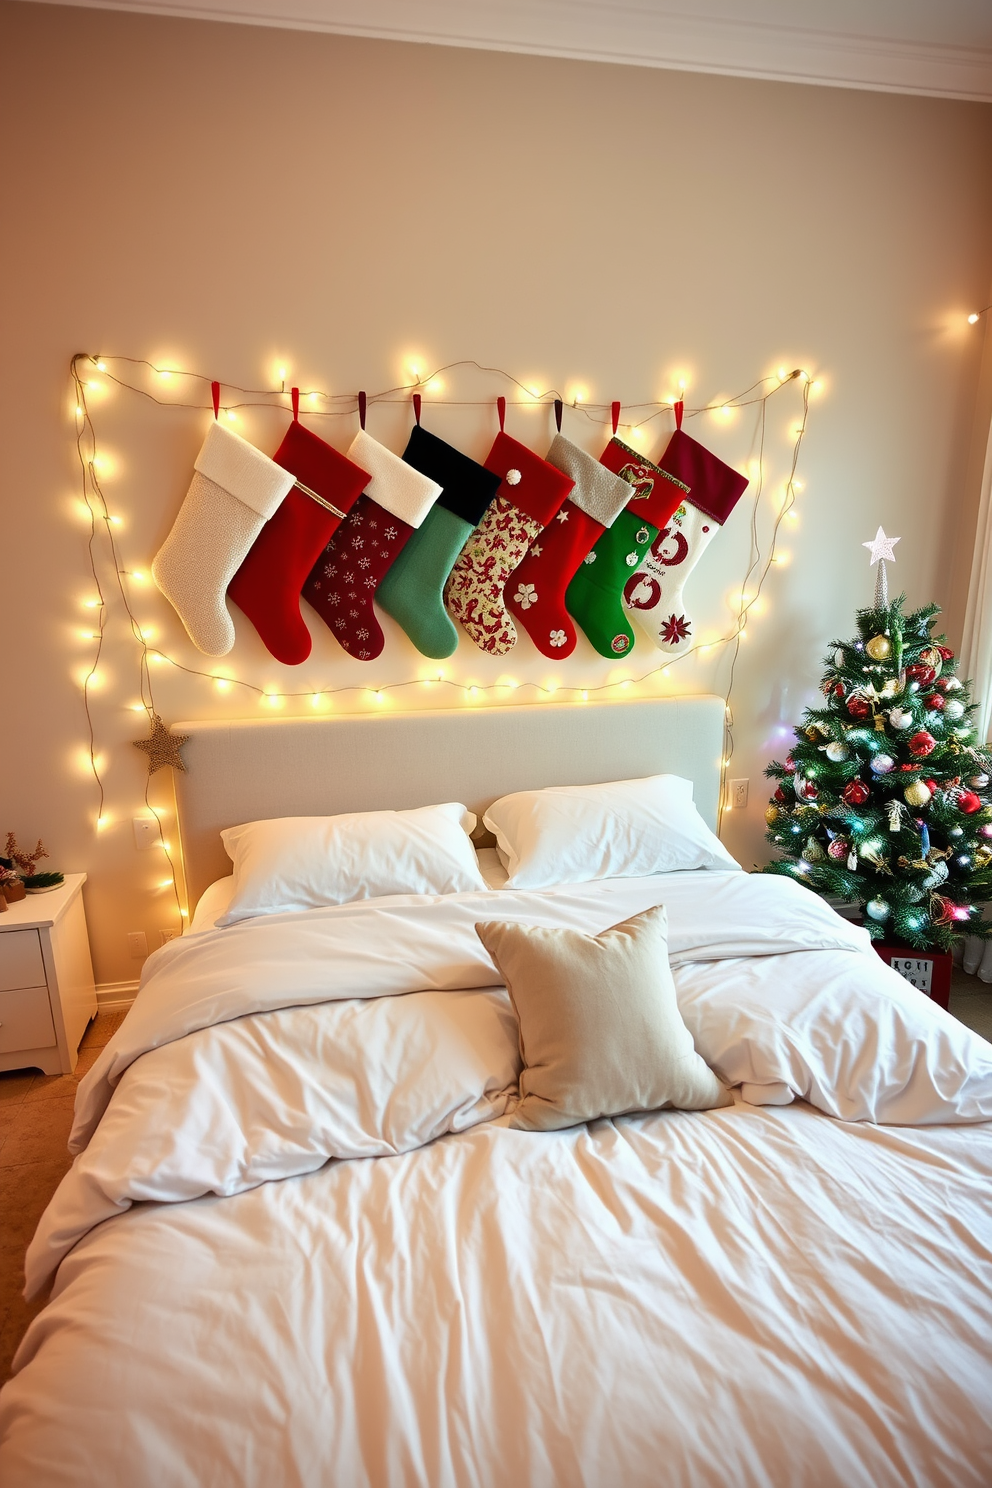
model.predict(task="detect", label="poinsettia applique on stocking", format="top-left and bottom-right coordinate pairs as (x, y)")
top-left (227, 405), bottom-right (370, 665)
top-left (376, 422), bottom-right (502, 659)
top-left (302, 429), bottom-right (441, 661)
top-left (506, 433), bottom-right (633, 659)
top-left (443, 415), bottom-right (574, 655)
top-left (152, 419), bottom-right (295, 656)
top-left (622, 405), bottom-right (749, 655)
top-left (565, 437), bottom-right (689, 658)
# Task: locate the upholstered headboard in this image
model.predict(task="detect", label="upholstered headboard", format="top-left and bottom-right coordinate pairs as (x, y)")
top-left (173, 695), bottom-right (727, 905)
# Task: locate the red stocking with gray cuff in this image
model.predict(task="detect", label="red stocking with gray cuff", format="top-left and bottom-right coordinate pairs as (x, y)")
top-left (443, 401), bottom-right (574, 655)
top-left (302, 423), bottom-right (442, 661)
top-left (506, 421), bottom-right (633, 659)
top-left (622, 402), bottom-right (749, 654)
top-left (227, 394), bottom-right (370, 665)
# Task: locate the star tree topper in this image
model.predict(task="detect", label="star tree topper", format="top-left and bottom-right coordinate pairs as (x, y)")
top-left (863, 526), bottom-right (900, 606)
top-left (132, 713), bottom-right (190, 774)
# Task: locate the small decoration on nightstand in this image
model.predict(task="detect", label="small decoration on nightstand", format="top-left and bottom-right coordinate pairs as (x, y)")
top-left (1, 834), bottom-right (62, 895)
top-left (132, 713), bottom-right (190, 774)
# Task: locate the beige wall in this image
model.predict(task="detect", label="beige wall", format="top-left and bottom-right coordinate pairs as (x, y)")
top-left (2, 0), bottom-right (991, 987)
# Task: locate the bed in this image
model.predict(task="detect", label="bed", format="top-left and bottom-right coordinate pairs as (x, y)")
top-left (2, 697), bottom-right (991, 1488)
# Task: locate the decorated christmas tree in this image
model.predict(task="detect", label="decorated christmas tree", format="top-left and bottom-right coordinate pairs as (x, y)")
top-left (762, 529), bottom-right (992, 951)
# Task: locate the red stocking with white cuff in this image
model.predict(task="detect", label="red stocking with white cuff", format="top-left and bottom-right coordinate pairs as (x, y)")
top-left (302, 428), bottom-right (441, 661)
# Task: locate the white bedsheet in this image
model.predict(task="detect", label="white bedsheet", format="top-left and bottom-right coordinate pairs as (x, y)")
top-left (70, 872), bottom-right (874, 1151)
top-left (3, 1101), bottom-right (991, 1487)
top-left (3, 870), bottom-right (992, 1486)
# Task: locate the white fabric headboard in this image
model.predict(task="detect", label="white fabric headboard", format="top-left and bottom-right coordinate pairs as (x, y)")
top-left (174, 696), bottom-right (727, 905)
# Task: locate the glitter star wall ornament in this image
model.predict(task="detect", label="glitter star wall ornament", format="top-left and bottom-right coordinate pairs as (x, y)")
top-left (132, 713), bottom-right (190, 774)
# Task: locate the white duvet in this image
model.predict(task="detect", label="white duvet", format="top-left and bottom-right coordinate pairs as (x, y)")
top-left (3, 871), bottom-right (992, 1487)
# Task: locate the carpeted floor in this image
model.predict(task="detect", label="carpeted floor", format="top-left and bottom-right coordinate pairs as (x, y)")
top-left (1, 981), bottom-right (991, 1387)
top-left (0, 1009), bottom-right (126, 1386)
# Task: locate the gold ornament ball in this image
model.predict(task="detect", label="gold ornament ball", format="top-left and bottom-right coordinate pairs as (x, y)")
top-left (920, 646), bottom-right (943, 677)
top-left (865, 635), bottom-right (891, 661)
top-left (903, 779), bottom-right (932, 808)
top-left (806, 727), bottom-right (821, 742)
top-left (765, 805), bottom-right (779, 825)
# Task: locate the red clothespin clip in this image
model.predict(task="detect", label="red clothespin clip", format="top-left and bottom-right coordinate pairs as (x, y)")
top-left (674, 399), bottom-right (684, 430)
top-left (554, 398), bottom-right (563, 433)
top-left (211, 381), bottom-right (220, 419)
top-left (291, 387), bottom-right (300, 422)
top-left (497, 395), bottom-right (506, 432)
top-left (358, 391), bottom-right (367, 430)
top-left (611, 401), bottom-right (621, 436)
top-left (413, 392), bottom-right (422, 425)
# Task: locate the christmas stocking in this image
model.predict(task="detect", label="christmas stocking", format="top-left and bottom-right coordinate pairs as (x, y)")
top-left (376, 424), bottom-right (502, 659)
top-left (302, 429), bottom-right (441, 661)
top-left (565, 438), bottom-right (689, 658)
top-left (152, 420), bottom-right (295, 656)
top-left (227, 415), bottom-right (370, 666)
top-left (622, 413), bottom-right (749, 654)
top-left (505, 433), bottom-right (633, 659)
top-left (443, 431), bottom-right (574, 655)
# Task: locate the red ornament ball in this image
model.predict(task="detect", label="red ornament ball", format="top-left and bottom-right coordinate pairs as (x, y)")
top-left (925, 693), bottom-right (945, 711)
top-left (774, 786), bottom-right (787, 803)
top-left (936, 646), bottom-right (955, 662)
top-left (958, 790), bottom-right (982, 815)
top-left (924, 778), bottom-right (938, 794)
top-left (847, 697), bottom-right (871, 719)
top-left (906, 664), bottom-right (936, 686)
top-left (784, 754), bottom-right (795, 771)
top-left (908, 731), bottom-right (936, 757)
top-left (842, 779), bottom-right (870, 806)
top-left (834, 682), bottom-right (845, 698)
top-left (827, 838), bottom-right (849, 860)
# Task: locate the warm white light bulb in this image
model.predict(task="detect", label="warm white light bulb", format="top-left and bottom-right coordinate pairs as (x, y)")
top-left (968, 313), bottom-right (980, 324)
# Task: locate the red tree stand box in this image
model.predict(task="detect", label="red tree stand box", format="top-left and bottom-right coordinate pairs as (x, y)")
top-left (872, 942), bottom-right (952, 1010)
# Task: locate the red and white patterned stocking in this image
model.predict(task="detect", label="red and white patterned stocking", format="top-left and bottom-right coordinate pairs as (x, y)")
top-left (444, 427), bottom-right (573, 655)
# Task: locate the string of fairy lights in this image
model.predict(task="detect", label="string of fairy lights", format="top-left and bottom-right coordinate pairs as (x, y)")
top-left (69, 352), bottom-right (817, 917)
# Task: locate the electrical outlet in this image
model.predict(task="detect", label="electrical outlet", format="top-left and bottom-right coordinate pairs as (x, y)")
top-left (132, 816), bottom-right (160, 850)
top-left (729, 778), bottom-right (749, 810)
top-left (159, 928), bottom-right (180, 946)
top-left (127, 930), bottom-right (148, 959)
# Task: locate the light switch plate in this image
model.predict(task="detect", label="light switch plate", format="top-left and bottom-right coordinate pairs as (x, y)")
top-left (132, 816), bottom-right (160, 850)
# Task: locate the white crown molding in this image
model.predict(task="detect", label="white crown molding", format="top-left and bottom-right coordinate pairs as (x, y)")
top-left (20, 0), bottom-right (992, 102)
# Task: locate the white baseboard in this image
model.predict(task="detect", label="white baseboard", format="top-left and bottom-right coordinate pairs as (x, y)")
top-left (96, 980), bottom-right (139, 1012)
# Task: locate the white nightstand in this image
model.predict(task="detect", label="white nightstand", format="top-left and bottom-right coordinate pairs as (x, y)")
top-left (0, 874), bottom-right (97, 1075)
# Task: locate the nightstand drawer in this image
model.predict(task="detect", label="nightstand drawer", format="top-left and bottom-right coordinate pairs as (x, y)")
top-left (0, 985), bottom-right (57, 1053)
top-left (0, 929), bottom-right (46, 992)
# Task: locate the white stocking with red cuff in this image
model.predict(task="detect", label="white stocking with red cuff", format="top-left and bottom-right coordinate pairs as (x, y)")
top-left (621, 411), bottom-right (749, 656)
top-left (622, 497), bottom-right (721, 654)
top-left (152, 421), bottom-right (295, 656)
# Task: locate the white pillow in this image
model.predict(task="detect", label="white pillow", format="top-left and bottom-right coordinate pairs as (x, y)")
top-left (483, 774), bottom-right (741, 890)
top-left (217, 804), bottom-right (487, 925)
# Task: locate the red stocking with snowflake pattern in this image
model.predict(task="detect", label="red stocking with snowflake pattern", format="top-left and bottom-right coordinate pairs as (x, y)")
top-left (302, 430), bottom-right (441, 660)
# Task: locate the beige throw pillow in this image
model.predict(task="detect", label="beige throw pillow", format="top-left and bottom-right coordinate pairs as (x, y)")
top-left (475, 906), bottom-right (730, 1132)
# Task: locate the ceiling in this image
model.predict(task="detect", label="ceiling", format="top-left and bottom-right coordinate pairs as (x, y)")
top-left (23, 0), bottom-right (992, 101)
